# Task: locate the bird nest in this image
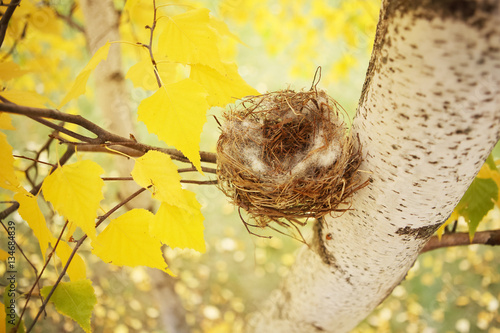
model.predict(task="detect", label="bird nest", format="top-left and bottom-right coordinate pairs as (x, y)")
top-left (216, 87), bottom-right (367, 238)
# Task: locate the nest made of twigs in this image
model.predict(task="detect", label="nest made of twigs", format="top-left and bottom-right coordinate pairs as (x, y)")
top-left (216, 87), bottom-right (367, 235)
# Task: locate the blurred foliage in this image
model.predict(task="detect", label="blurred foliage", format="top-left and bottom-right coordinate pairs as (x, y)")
top-left (1, 0), bottom-right (500, 332)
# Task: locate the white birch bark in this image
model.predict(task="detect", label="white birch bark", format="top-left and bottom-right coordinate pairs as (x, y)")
top-left (248, 1), bottom-right (500, 332)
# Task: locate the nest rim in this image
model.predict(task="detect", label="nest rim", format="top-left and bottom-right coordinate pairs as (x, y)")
top-left (216, 87), bottom-right (368, 234)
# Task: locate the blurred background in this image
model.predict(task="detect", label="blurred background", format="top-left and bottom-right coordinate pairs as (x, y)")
top-left (1, 0), bottom-right (499, 332)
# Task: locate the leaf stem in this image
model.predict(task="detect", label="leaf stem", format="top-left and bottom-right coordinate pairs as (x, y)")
top-left (148, 0), bottom-right (162, 88)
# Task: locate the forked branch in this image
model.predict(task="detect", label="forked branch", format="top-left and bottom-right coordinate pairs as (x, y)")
top-left (0, 100), bottom-right (217, 164)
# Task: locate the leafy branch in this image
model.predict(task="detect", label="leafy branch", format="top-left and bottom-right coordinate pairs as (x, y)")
top-left (26, 186), bottom-right (148, 332)
top-left (0, 99), bottom-right (217, 164)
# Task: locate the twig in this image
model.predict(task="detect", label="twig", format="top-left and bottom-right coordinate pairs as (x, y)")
top-left (101, 176), bottom-right (133, 181)
top-left (146, 0), bottom-right (162, 88)
top-left (0, 217), bottom-right (39, 282)
top-left (13, 155), bottom-right (56, 168)
top-left (181, 179), bottom-right (217, 185)
top-left (51, 2), bottom-right (84, 33)
top-left (31, 116), bottom-right (98, 143)
top-left (101, 177), bottom-right (217, 185)
top-left (0, 0), bottom-right (21, 48)
top-left (178, 167), bottom-right (217, 174)
top-left (26, 187), bottom-right (147, 332)
top-left (1, 20), bottom-right (27, 61)
top-left (420, 229), bottom-right (500, 253)
top-left (15, 220), bottom-right (69, 332)
top-left (24, 130), bottom-right (58, 187)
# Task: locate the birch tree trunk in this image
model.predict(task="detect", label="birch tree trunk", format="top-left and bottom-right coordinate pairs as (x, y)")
top-left (248, 1), bottom-right (500, 332)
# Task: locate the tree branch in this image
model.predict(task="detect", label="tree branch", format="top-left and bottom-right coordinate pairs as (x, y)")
top-left (0, 0), bottom-right (20, 48)
top-left (420, 229), bottom-right (500, 253)
top-left (0, 101), bottom-right (218, 164)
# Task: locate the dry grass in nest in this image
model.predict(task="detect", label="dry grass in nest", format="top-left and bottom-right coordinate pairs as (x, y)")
top-left (216, 86), bottom-right (367, 240)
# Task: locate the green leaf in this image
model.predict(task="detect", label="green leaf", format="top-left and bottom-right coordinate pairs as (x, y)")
top-left (485, 153), bottom-right (497, 171)
top-left (456, 176), bottom-right (498, 240)
top-left (40, 280), bottom-right (97, 333)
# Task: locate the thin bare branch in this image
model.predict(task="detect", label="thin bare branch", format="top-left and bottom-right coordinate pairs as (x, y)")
top-left (181, 179), bottom-right (218, 185)
top-left (178, 166), bottom-right (217, 174)
top-left (147, 0), bottom-right (162, 87)
top-left (1, 20), bottom-right (26, 61)
top-left (420, 229), bottom-right (500, 253)
top-left (0, 0), bottom-right (21, 48)
top-left (52, 2), bottom-right (84, 32)
top-left (16, 221), bottom-right (69, 331)
top-left (13, 155), bottom-right (56, 168)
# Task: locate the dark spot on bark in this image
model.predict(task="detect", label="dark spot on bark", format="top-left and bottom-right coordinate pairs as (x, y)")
top-left (315, 220), bottom-right (340, 268)
top-left (110, 71), bottom-right (124, 81)
top-left (455, 127), bottom-right (472, 135)
top-left (396, 224), bottom-right (441, 241)
top-left (312, 324), bottom-right (326, 331)
top-left (392, 144), bottom-right (400, 150)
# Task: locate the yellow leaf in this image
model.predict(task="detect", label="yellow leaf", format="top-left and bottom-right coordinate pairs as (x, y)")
top-left (58, 70), bottom-right (91, 108)
top-left (58, 107), bottom-right (80, 142)
top-left (0, 90), bottom-right (55, 108)
top-left (55, 241), bottom-right (87, 281)
top-left (0, 248), bottom-right (8, 261)
top-left (208, 16), bottom-right (245, 45)
top-left (126, 59), bottom-right (183, 90)
top-left (0, 132), bottom-right (20, 192)
top-left (0, 61), bottom-right (28, 81)
top-left (436, 211), bottom-right (459, 240)
top-left (157, 8), bottom-right (224, 72)
top-left (137, 79), bottom-right (208, 171)
top-left (14, 190), bottom-right (53, 260)
top-left (131, 150), bottom-right (190, 208)
top-left (0, 112), bottom-right (15, 130)
top-left (42, 160), bottom-right (104, 241)
top-left (190, 63), bottom-right (258, 107)
top-left (0, 303), bottom-right (5, 333)
top-left (91, 209), bottom-right (172, 274)
top-left (59, 42), bottom-right (111, 108)
top-left (27, 6), bottom-right (63, 35)
top-left (152, 190), bottom-right (206, 253)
